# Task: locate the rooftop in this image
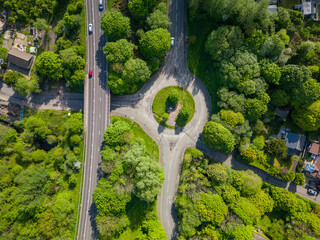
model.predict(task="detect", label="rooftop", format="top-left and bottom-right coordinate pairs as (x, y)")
top-left (8, 48), bottom-right (33, 62)
top-left (309, 142), bottom-right (320, 155)
top-left (285, 132), bottom-right (306, 151)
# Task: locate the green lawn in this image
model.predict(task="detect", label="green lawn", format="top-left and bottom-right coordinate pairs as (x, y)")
top-left (187, 17), bottom-right (221, 113)
top-left (152, 86), bottom-right (195, 128)
top-left (113, 116), bottom-right (159, 159)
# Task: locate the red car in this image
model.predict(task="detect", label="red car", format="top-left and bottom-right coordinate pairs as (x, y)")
top-left (89, 69), bottom-right (93, 77)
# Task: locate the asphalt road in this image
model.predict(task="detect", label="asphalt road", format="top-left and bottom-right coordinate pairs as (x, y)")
top-left (77, 0), bottom-right (110, 239)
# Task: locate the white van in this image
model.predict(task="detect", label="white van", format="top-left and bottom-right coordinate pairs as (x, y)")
top-left (99, 0), bottom-right (103, 10)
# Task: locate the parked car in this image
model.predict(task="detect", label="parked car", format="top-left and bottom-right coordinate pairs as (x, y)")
top-left (308, 188), bottom-right (318, 196)
top-left (88, 23), bottom-right (93, 34)
top-left (309, 181), bottom-right (316, 185)
top-left (171, 37), bottom-right (174, 46)
top-left (89, 69), bottom-right (93, 77)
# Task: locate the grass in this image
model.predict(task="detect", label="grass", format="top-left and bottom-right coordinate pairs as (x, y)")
top-left (113, 116), bottom-right (159, 159)
top-left (187, 17), bottom-right (221, 113)
top-left (279, 0), bottom-right (299, 9)
top-left (152, 86), bottom-right (195, 128)
top-left (118, 198), bottom-right (157, 239)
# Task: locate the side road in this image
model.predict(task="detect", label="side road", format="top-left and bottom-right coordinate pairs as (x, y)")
top-left (0, 81), bottom-right (84, 111)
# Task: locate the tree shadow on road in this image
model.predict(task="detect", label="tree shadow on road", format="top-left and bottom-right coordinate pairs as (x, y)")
top-left (95, 34), bottom-right (108, 92)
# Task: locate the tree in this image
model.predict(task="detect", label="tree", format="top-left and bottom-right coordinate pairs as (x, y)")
top-left (3, 71), bottom-right (22, 86)
top-left (167, 89), bottom-right (180, 105)
top-left (269, 186), bottom-right (298, 214)
top-left (220, 110), bottom-right (244, 127)
top-left (231, 225), bottom-right (254, 240)
top-left (133, 155), bottom-right (164, 202)
top-left (292, 100), bottom-right (320, 131)
top-left (217, 88), bottom-right (246, 113)
top-left (140, 28), bottom-right (171, 59)
top-left (122, 58), bottom-right (151, 84)
top-left (270, 89), bottom-right (290, 107)
top-left (103, 119), bottom-right (131, 147)
top-left (248, 190), bottom-right (274, 215)
top-left (245, 98), bottom-right (268, 120)
top-left (59, 48), bottom-right (85, 74)
top-left (291, 78), bottom-right (320, 107)
top-left (147, 3), bottom-right (171, 30)
top-left (240, 147), bottom-right (257, 163)
top-left (206, 25), bottom-right (245, 63)
top-left (128, 0), bottom-right (157, 19)
top-left (36, 51), bottom-right (62, 81)
top-left (93, 178), bottom-right (131, 215)
top-left (33, 18), bottom-right (49, 31)
top-left (96, 214), bottom-right (129, 239)
top-left (176, 107), bottom-right (190, 126)
top-left (0, 47), bottom-right (8, 62)
top-left (230, 197), bottom-right (261, 225)
top-left (214, 184), bottom-right (240, 204)
top-left (265, 138), bottom-right (288, 160)
top-left (294, 173), bottom-right (305, 185)
top-left (260, 60), bottom-right (281, 85)
top-left (101, 11), bottom-right (130, 40)
top-left (136, 218), bottom-right (167, 240)
top-left (202, 121), bottom-right (235, 153)
top-left (207, 163), bottom-right (228, 184)
top-left (221, 51), bottom-right (260, 93)
top-left (67, 112), bottom-right (83, 135)
top-left (196, 192), bottom-right (228, 226)
top-left (103, 39), bottom-right (133, 64)
top-left (68, 70), bottom-right (85, 92)
top-left (260, 35), bottom-right (285, 61)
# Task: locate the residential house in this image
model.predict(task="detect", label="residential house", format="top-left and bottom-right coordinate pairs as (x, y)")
top-left (304, 142), bottom-right (320, 178)
top-left (284, 132), bottom-right (306, 155)
top-left (7, 48), bottom-right (34, 69)
top-left (275, 108), bottom-right (289, 119)
top-left (0, 10), bottom-right (7, 33)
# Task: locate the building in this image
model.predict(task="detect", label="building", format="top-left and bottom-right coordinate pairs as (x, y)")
top-left (7, 48), bottom-right (34, 69)
top-left (284, 132), bottom-right (306, 155)
top-left (275, 108), bottom-right (289, 119)
top-left (302, 1), bottom-right (312, 15)
top-left (309, 142), bottom-right (320, 157)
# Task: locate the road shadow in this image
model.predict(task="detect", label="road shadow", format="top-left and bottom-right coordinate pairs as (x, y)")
top-left (288, 181), bottom-right (297, 193)
top-left (170, 203), bottom-right (179, 240)
top-left (88, 202), bottom-right (98, 239)
top-left (96, 34), bottom-right (108, 92)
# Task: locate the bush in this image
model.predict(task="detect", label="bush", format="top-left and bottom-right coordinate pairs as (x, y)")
top-left (240, 147), bottom-right (257, 163)
top-left (176, 107), bottom-right (190, 126)
top-left (294, 173), bottom-right (305, 186)
top-left (167, 89), bottom-right (180, 105)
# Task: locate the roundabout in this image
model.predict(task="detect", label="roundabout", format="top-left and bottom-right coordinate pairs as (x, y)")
top-left (152, 86), bottom-right (195, 128)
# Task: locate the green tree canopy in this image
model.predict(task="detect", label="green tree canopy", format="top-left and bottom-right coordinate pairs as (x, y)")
top-left (292, 100), bottom-right (320, 131)
top-left (260, 60), bottom-right (281, 85)
top-left (139, 28), bottom-right (171, 59)
top-left (206, 25), bottom-right (245, 63)
top-left (196, 192), bottom-right (228, 226)
top-left (265, 138), bottom-right (288, 160)
top-left (220, 109), bottom-right (245, 127)
top-left (245, 98), bottom-right (268, 120)
top-left (103, 39), bottom-right (133, 64)
top-left (207, 163), bottom-right (228, 184)
top-left (128, 0), bottom-right (157, 19)
top-left (147, 3), bottom-right (171, 30)
top-left (122, 58), bottom-right (151, 84)
top-left (202, 121), bottom-right (235, 153)
top-left (36, 51), bottom-right (63, 81)
top-left (270, 89), bottom-right (290, 107)
top-left (101, 11), bottom-right (131, 40)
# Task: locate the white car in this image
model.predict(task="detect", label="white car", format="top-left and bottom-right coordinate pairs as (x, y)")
top-left (88, 24), bottom-right (93, 34)
top-left (308, 188), bottom-right (318, 196)
top-left (171, 37), bottom-right (174, 46)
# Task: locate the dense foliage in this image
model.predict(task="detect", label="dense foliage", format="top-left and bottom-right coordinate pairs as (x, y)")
top-left (93, 116), bottom-right (165, 239)
top-left (101, 0), bottom-right (172, 94)
top-left (193, 0), bottom-right (320, 181)
top-left (176, 148), bottom-right (320, 240)
top-left (0, 110), bottom-right (83, 239)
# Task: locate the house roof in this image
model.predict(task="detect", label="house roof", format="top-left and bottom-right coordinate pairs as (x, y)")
top-left (285, 132), bottom-right (306, 151)
top-left (302, 2), bottom-right (312, 15)
top-left (309, 143), bottom-right (320, 155)
top-left (276, 108), bottom-right (289, 119)
top-left (7, 48), bottom-right (33, 69)
top-left (268, 5), bottom-right (277, 13)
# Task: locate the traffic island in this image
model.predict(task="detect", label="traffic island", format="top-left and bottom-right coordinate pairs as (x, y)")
top-left (152, 86), bottom-right (195, 128)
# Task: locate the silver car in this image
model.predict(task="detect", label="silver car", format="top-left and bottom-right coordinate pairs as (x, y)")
top-left (308, 188), bottom-right (318, 196)
top-left (88, 23), bottom-right (93, 34)
top-left (171, 37), bottom-right (174, 46)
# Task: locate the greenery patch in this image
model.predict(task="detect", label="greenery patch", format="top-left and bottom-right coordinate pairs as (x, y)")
top-left (152, 86), bottom-right (195, 128)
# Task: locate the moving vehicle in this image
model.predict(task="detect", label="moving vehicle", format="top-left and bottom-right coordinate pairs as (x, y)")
top-left (89, 69), bottom-right (93, 77)
top-left (308, 188), bottom-right (318, 196)
top-left (171, 37), bottom-right (174, 46)
top-left (99, 0), bottom-right (103, 10)
top-left (309, 181), bottom-right (316, 185)
top-left (88, 23), bottom-right (93, 34)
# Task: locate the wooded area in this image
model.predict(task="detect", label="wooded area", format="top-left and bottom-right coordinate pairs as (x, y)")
top-left (0, 110), bottom-right (84, 239)
top-left (176, 148), bottom-right (320, 239)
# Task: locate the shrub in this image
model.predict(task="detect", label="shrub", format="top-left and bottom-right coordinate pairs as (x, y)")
top-left (294, 173), bottom-right (305, 185)
top-left (176, 107), bottom-right (190, 126)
